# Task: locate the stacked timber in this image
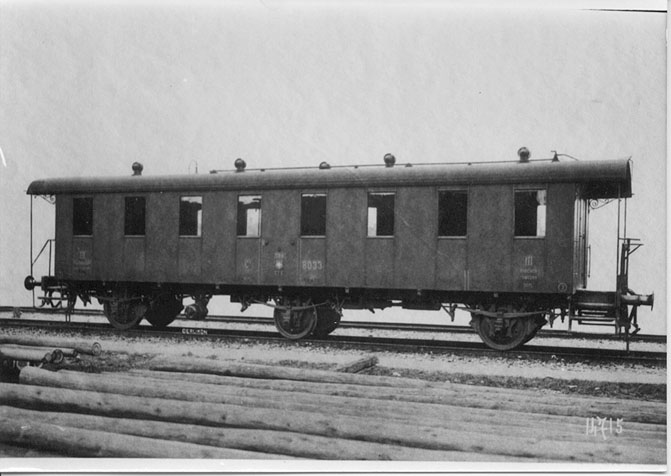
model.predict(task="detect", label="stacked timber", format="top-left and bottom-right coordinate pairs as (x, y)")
top-left (0, 356), bottom-right (666, 462)
top-left (0, 345), bottom-right (63, 365)
top-left (0, 336), bottom-right (102, 370)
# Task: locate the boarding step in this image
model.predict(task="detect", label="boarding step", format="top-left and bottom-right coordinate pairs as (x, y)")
top-left (572, 290), bottom-right (618, 315)
top-left (569, 290), bottom-right (619, 330)
top-left (570, 316), bottom-right (618, 327)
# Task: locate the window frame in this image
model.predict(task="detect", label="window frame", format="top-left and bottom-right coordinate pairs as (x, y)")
top-left (300, 192), bottom-right (327, 238)
top-left (178, 195), bottom-right (203, 238)
top-left (437, 188), bottom-right (468, 238)
top-left (72, 196), bottom-right (93, 237)
top-left (366, 191), bottom-right (396, 238)
top-left (124, 196), bottom-right (146, 237)
top-left (236, 194), bottom-right (262, 238)
top-left (513, 187), bottom-right (547, 239)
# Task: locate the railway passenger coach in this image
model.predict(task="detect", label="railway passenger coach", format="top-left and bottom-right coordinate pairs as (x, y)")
top-left (24, 152), bottom-right (653, 350)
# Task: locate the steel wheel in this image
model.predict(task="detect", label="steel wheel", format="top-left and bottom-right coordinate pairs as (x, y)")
top-left (144, 295), bottom-right (183, 328)
top-left (312, 308), bottom-right (341, 338)
top-left (103, 296), bottom-right (147, 330)
top-left (274, 304), bottom-right (317, 340)
top-left (474, 315), bottom-right (531, 351)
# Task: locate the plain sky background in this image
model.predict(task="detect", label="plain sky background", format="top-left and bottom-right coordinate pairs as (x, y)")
top-left (0, 1), bottom-right (666, 334)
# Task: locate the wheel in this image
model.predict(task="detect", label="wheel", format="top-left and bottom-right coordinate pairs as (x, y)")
top-left (103, 296), bottom-right (147, 330)
top-left (312, 308), bottom-right (341, 338)
top-left (473, 315), bottom-right (532, 351)
top-left (274, 304), bottom-right (317, 340)
top-left (144, 295), bottom-right (183, 328)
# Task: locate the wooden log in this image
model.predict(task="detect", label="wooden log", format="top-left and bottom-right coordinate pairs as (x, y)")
top-left (0, 346), bottom-right (51, 363)
top-left (0, 441), bottom-right (62, 457)
top-left (146, 356), bottom-right (430, 388)
top-left (4, 406), bottom-right (523, 461)
top-left (0, 344), bottom-right (76, 358)
top-left (24, 367), bottom-right (665, 441)
top-left (0, 346), bottom-right (63, 364)
top-left (129, 369), bottom-right (666, 426)
top-left (0, 336), bottom-right (101, 356)
top-left (49, 348), bottom-right (64, 364)
top-left (0, 413), bottom-right (279, 459)
top-left (1, 347), bottom-right (65, 364)
top-left (335, 356), bottom-right (379, 373)
top-left (0, 383), bottom-right (663, 463)
top-left (136, 365), bottom-right (664, 412)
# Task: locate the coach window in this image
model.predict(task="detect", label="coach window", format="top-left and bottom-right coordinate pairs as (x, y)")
top-left (179, 196), bottom-right (202, 237)
top-left (237, 195), bottom-right (262, 237)
top-left (301, 194), bottom-right (326, 236)
top-left (438, 190), bottom-right (468, 237)
top-left (124, 197), bottom-right (146, 236)
top-left (367, 192), bottom-right (395, 237)
top-left (72, 197), bottom-right (93, 236)
top-left (514, 189), bottom-right (546, 237)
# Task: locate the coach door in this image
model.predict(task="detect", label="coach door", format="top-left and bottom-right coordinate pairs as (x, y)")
top-left (122, 195), bottom-right (147, 280)
top-left (467, 185), bottom-right (513, 291)
top-left (297, 193), bottom-right (327, 286)
top-left (235, 194), bottom-right (262, 284)
top-left (259, 191), bottom-right (300, 286)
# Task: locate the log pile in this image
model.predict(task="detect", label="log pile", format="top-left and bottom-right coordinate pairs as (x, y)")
top-left (0, 336), bottom-right (102, 369)
top-left (0, 355), bottom-right (666, 462)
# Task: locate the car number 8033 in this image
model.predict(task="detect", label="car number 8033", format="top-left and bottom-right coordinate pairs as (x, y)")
top-left (302, 260), bottom-right (323, 271)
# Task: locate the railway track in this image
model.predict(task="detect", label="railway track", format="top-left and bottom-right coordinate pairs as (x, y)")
top-left (0, 315), bottom-right (665, 366)
top-left (1, 306), bottom-right (666, 343)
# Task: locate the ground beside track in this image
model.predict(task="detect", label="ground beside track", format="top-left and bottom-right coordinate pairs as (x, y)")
top-left (1, 311), bottom-right (665, 401)
top-left (0, 313), bottom-right (666, 465)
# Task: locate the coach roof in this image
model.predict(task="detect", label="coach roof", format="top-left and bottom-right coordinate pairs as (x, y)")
top-left (27, 158), bottom-right (632, 199)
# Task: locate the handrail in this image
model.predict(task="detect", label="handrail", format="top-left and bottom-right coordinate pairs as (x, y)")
top-left (32, 239), bottom-right (55, 274)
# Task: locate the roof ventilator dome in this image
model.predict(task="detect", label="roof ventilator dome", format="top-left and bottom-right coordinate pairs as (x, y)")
top-left (132, 162), bottom-right (143, 176)
top-left (517, 147), bottom-right (530, 163)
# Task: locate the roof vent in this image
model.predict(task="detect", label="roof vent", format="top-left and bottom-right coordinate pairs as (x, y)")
top-left (319, 161), bottom-right (331, 169)
top-left (384, 153), bottom-right (396, 167)
top-left (234, 158), bottom-right (246, 172)
top-left (517, 147), bottom-right (530, 163)
top-left (132, 162), bottom-right (143, 176)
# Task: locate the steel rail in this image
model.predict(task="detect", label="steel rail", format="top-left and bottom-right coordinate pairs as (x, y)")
top-left (0, 318), bottom-right (664, 366)
top-left (0, 306), bottom-right (666, 344)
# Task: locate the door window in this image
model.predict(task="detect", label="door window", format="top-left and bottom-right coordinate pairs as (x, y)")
top-left (367, 192), bottom-right (395, 237)
top-left (514, 190), bottom-right (546, 237)
top-left (237, 195), bottom-right (262, 237)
